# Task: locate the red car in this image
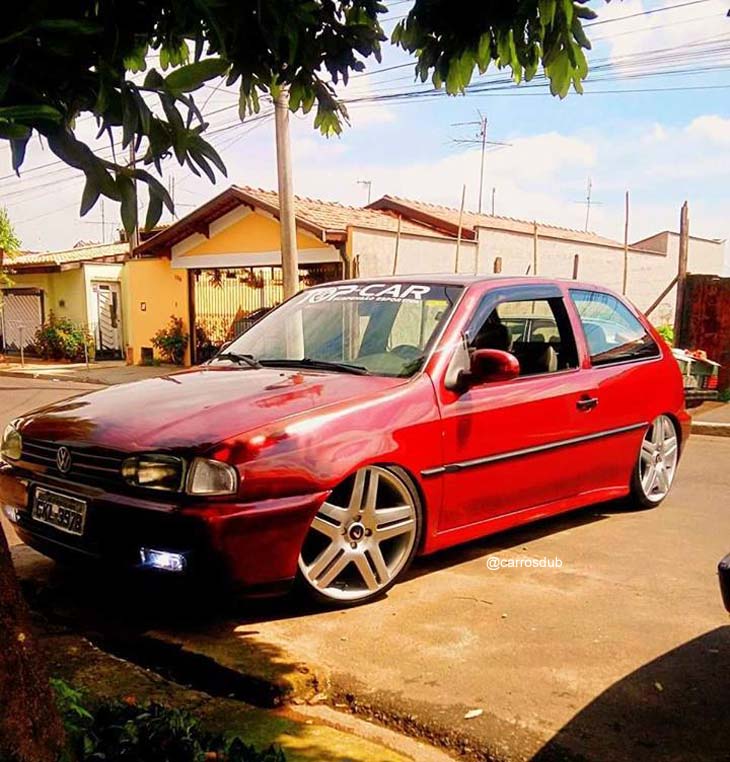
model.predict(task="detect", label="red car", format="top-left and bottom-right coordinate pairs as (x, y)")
top-left (0, 277), bottom-right (689, 606)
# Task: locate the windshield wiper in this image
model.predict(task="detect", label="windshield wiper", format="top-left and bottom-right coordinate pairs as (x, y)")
top-left (259, 358), bottom-right (370, 375)
top-left (213, 351), bottom-right (262, 369)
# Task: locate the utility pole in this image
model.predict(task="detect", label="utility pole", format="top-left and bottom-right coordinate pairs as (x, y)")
top-left (128, 143), bottom-right (139, 256)
top-left (622, 191), bottom-right (630, 294)
top-left (478, 116), bottom-right (487, 214)
top-left (491, 187), bottom-right (496, 216)
top-left (455, 184), bottom-right (466, 273)
top-left (584, 177), bottom-right (593, 231)
top-left (275, 88), bottom-right (299, 299)
top-left (101, 200), bottom-right (105, 244)
top-left (673, 201), bottom-right (690, 347)
top-left (357, 179), bottom-right (372, 205)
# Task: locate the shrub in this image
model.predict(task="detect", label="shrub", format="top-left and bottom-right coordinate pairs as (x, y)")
top-left (656, 324), bottom-right (674, 346)
top-left (151, 316), bottom-right (189, 365)
top-left (52, 680), bottom-right (286, 762)
top-left (34, 313), bottom-right (94, 362)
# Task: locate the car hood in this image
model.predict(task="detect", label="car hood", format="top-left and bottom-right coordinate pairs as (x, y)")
top-left (18, 366), bottom-right (408, 452)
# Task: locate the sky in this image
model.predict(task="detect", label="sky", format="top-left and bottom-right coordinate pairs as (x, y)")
top-left (2, 0), bottom-right (730, 268)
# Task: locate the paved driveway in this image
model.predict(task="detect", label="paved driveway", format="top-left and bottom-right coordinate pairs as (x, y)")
top-left (5, 378), bottom-right (730, 761)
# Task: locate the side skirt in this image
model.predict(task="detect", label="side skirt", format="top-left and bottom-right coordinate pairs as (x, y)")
top-left (420, 485), bottom-right (629, 555)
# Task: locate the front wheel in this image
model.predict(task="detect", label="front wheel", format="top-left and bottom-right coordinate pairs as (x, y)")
top-left (297, 466), bottom-right (422, 607)
top-left (630, 414), bottom-right (679, 508)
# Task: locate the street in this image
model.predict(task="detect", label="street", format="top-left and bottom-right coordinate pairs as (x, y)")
top-left (4, 377), bottom-right (730, 761)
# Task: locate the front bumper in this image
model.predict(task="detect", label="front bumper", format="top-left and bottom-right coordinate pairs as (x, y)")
top-left (719, 553), bottom-right (730, 612)
top-left (0, 465), bottom-right (327, 592)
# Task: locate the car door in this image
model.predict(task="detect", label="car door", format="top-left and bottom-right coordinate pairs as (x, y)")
top-left (565, 288), bottom-right (665, 493)
top-left (434, 284), bottom-right (600, 534)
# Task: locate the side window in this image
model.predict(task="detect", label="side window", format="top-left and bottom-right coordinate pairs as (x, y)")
top-left (570, 289), bottom-right (660, 365)
top-left (470, 297), bottom-right (578, 376)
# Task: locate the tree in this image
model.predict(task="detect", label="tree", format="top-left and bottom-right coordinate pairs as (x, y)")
top-left (0, 1), bottom-right (603, 236)
top-left (0, 206), bottom-right (21, 289)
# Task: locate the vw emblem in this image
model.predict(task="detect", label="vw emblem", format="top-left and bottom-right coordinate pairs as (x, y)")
top-left (56, 446), bottom-right (72, 474)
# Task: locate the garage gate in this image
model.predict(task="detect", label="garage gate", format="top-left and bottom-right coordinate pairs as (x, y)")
top-left (0, 288), bottom-right (44, 354)
top-left (191, 262), bottom-right (342, 362)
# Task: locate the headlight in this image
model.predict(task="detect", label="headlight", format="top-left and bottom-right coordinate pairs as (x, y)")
top-left (186, 458), bottom-right (238, 496)
top-left (1, 424), bottom-right (21, 462)
top-left (121, 454), bottom-right (184, 491)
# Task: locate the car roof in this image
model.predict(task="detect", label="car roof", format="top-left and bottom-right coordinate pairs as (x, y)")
top-left (321, 274), bottom-right (613, 291)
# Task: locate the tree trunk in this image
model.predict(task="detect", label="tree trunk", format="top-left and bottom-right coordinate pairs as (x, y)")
top-left (0, 525), bottom-right (64, 762)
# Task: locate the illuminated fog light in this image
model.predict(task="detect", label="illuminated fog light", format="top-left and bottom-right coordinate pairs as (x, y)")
top-left (2, 505), bottom-right (19, 523)
top-left (139, 547), bottom-right (187, 573)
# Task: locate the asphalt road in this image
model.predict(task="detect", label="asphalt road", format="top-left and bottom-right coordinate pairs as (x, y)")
top-left (4, 377), bottom-right (730, 761)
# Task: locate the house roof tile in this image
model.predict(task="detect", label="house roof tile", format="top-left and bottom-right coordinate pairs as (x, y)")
top-left (9, 242), bottom-right (128, 269)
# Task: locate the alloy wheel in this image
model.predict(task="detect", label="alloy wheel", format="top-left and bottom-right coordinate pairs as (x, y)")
top-left (298, 466), bottom-right (419, 603)
top-left (639, 415), bottom-right (679, 503)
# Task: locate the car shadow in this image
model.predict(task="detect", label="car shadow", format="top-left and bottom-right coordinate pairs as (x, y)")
top-left (531, 625), bottom-right (730, 762)
top-left (404, 496), bottom-right (629, 583)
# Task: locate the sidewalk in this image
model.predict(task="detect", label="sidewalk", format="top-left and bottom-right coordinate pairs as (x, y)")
top-left (0, 359), bottom-right (178, 385)
top-left (690, 400), bottom-right (730, 437)
top-left (28, 585), bottom-right (451, 762)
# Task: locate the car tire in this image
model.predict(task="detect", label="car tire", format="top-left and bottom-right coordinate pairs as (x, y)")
top-left (629, 414), bottom-right (680, 509)
top-left (297, 465), bottom-right (423, 608)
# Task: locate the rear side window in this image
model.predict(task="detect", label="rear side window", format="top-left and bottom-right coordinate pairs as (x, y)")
top-left (570, 289), bottom-right (660, 366)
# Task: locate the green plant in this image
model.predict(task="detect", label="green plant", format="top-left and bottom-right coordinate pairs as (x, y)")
top-left (34, 313), bottom-right (94, 362)
top-left (52, 682), bottom-right (286, 762)
top-left (151, 315), bottom-right (189, 365)
top-left (656, 324), bottom-right (674, 346)
top-left (0, 206), bottom-right (20, 291)
top-left (719, 387), bottom-right (730, 403)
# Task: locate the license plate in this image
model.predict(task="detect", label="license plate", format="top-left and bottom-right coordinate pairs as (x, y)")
top-left (32, 487), bottom-right (87, 536)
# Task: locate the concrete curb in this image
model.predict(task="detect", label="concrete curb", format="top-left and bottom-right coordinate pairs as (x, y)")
top-left (691, 421), bottom-right (730, 437)
top-left (0, 369), bottom-right (108, 385)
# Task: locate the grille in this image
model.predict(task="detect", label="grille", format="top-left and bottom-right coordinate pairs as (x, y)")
top-left (21, 438), bottom-right (125, 489)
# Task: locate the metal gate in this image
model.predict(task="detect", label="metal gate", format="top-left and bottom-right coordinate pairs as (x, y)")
top-left (192, 262), bottom-right (342, 362)
top-left (0, 288), bottom-right (44, 354)
top-left (91, 282), bottom-right (123, 359)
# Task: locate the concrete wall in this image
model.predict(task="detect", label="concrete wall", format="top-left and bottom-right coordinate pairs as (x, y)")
top-left (474, 226), bottom-right (726, 328)
top-left (351, 227), bottom-right (478, 278)
top-left (121, 257), bottom-right (190, 365)
top-left (5, 269), bottom-right (87, 326)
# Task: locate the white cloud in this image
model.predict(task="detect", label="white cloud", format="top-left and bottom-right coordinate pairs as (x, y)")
top-left (595, 0), bottom-right (729, 67)
top-left (686, 115), bottom-right (730, 145)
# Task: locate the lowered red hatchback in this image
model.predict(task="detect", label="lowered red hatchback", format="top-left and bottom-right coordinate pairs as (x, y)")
top-left (0, 277), bottom-right (689, 605)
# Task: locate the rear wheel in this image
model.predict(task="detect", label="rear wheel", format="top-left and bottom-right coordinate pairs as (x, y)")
top-left (630, 414), bottom-right (679, 508)
top-left (298, 466), bottom-right (421, 606)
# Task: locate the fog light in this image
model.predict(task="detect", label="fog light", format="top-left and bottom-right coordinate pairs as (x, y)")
top-left (2, 505), bottom-right (19, 523)
top-left (139, 547), bottom-right (187, 573)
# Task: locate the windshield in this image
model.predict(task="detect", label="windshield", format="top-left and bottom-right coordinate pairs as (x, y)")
top-left (217, 282), bottom-right (462, 377)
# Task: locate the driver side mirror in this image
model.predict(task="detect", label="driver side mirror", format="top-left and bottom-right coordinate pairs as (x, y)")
top-left (465, 349), bottom-right (520, 387)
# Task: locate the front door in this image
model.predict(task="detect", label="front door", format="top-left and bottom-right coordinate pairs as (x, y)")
top-left (92, 282), bottom-right (122, 359)
top-left (436, 285), bottom-right (597, 533)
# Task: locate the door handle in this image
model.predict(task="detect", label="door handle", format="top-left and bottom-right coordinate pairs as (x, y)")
top-left (577, 395), bottom-right (599, 411)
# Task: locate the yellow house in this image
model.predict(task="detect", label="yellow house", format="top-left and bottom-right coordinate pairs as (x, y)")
top-left (1, 242), bottom-right (128, 358)
top-left (133, 185), bottom-right (457, 364)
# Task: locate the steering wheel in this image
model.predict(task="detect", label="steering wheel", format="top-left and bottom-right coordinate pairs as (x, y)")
top-left (390, 344), bottom-right (421, 360)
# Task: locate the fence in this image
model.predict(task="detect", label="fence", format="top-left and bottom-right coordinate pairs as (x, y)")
top-left (680, 274), bottom-right (730, 392)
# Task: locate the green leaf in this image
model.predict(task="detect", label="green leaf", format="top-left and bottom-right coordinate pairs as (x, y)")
top-left (117, 175), bottom-right (138, 235)
top-left (165, 59), bottom-right (229, 93)
top-left (572, 17), bottom-right (592, 50)
top-left (80, 176), bottom-right (100, 216)
top-left (36, 19), bottom-right (102, 35)
top-left (10, 133), bottom-right (30, 173)
top-left (539, 0), bottom-right (557, 28)
top-left (0, 105), bottom-right (62, 123)
top-left (145, 192), bottom-right (164, 231)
